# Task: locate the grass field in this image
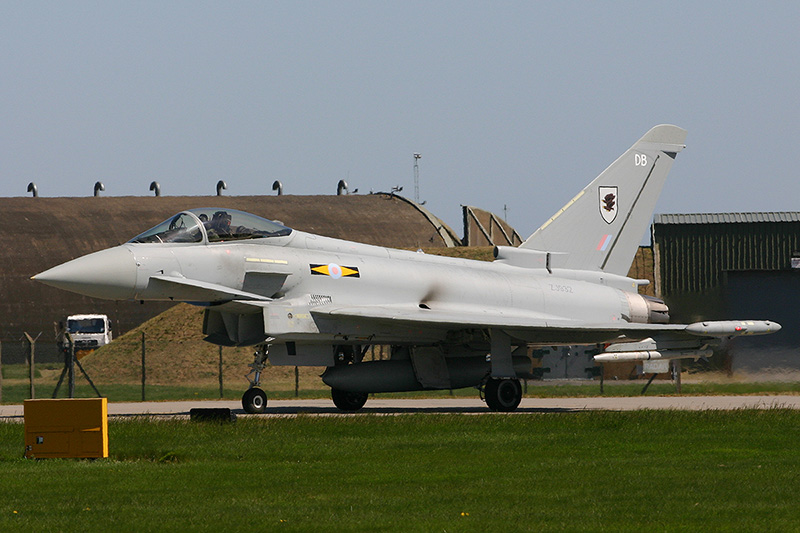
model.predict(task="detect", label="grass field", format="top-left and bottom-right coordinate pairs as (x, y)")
top-left (1, 411), bottom-right (800, 531)
top-left (5, 366), bottom-right (800, 406)
top-left (4, 361), bottom-right (800, 406)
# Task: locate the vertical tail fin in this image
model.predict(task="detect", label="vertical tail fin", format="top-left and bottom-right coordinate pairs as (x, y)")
top-left (520, 124), bottom-right (687, 275)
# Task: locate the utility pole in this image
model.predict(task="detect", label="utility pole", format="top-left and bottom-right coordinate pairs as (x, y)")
top-left (413, 153), bottom-right (421, 203)
top-left (24, 332), bottom-right (38, 399)
top-left (141, 332), bottom-right (146, 401)
top-left (219, 346), bottom-right (224, 399)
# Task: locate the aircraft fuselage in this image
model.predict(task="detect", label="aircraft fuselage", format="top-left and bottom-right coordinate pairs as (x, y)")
top-left (120, 230), bottom-right (653, 348)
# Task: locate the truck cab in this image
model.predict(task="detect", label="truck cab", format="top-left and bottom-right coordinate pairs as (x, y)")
top-left (66, 314), bottom-right (113, 350)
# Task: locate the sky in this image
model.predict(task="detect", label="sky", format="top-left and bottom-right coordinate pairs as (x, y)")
top-left (2, 2), bottom-right (799, 238)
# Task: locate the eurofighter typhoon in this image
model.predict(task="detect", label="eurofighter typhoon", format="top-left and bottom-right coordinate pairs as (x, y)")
top-left (34, 125), bottom-right (780, 412)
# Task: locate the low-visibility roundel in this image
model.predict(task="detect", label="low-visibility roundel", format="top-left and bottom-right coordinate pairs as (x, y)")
top-left (310, 263), bottom-right (360, 278)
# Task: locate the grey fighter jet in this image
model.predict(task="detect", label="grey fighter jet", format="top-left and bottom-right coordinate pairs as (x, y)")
top-left (34, 125), bottom-right (780, 413)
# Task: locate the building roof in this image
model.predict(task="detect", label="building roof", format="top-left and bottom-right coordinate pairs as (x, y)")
top-left (654, 212), bottom-right (800, 225)
top-left (652, 211), bottom-right (800, 298)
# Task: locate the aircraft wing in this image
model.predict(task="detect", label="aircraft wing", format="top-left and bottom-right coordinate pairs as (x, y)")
top-left (314, 303), bottom-right (554, 329)
top-left (312, 304), bottom-right (685, 332)
top-left (312, 304), bottom-right (778, 341)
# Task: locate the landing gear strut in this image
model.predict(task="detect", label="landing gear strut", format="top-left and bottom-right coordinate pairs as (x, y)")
top-left (242, 345), bottom-right (269, 414)
top-left (483, 378), bottom-right (522, 412)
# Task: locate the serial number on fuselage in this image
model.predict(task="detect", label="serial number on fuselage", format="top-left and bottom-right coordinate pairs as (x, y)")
top-left (548, 283), bottom-right (574, 294)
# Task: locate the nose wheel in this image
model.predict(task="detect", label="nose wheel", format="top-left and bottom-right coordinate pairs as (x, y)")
top-left (242, 345), bottom-right (269, 413)
top-left (242, 387), bottom-right (267, 414)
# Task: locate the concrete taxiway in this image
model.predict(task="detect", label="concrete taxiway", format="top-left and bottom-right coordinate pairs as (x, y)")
top-left (2, 395), bottom-right (800, 419)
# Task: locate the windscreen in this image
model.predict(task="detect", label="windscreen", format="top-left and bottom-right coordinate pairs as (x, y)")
top-left (129, 213), bottom-right (203, 244)
top-left (128, 209), bottom-right (292, 244)
top-left (190, 208), bottom-right (292, 242)
top-left (68, 318), bottom-right (105, 334)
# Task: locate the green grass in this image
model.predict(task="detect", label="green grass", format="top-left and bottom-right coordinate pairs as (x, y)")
top-left (1, 411), bottom-right (799, 531)
top-left (1, 364), bottom-right (45, 380)
top-left (0, 382), bottom-right (335, 404)
top-left (4, 373), bottom-right (800, 405)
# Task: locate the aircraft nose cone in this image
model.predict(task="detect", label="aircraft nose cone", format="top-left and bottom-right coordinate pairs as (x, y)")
top-left (33, 246), bottom-right (138, 300)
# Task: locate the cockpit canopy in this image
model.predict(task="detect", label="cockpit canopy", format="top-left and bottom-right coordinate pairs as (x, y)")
top-left (129, 208), bottom-right (292, 244)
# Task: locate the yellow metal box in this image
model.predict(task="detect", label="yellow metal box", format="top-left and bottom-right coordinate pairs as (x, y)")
top-left (24, 398), bottom-right (108, 459)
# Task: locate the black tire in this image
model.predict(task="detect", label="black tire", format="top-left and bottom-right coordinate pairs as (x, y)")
top-left (331, 388), bottom-right (369, 412)
top-left (484, 378), bottom-right (522, 412)
top-left (242, 387), bottom-right (267, 414)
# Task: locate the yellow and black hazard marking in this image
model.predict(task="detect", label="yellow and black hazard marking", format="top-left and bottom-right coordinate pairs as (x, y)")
top-left (310, 263), bottom-right (360, 279)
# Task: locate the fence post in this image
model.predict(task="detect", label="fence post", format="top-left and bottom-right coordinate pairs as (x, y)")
top-left (68, 334), bottom-right (75, 398)
top-left (295, 366), bottom-right (299, 397)
top-left (218, 346), bottom-right (223, 399)
top-left (600, 364), bottom-right (605, 394)
top-left (24, 332), bottom-right (36, 399)
top-left (141, 331), bottom-right (146, 402)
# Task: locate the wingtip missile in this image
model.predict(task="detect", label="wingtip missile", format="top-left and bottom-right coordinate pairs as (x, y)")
top-left (685, 320), bottom-right (781, 337)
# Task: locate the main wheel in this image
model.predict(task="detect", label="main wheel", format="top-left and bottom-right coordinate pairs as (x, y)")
top-left (331, 388), bottom-right (369, 412)
top-left (484, 378), bottom-right (522, 412)
top-left (242, 387), bottom-right (267, 414)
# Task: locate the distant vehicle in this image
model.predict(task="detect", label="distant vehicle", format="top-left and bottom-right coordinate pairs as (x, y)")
top-left (66, 314), bottom-right (113, 351)
top-left (35, 125), bottom-right (780, 413)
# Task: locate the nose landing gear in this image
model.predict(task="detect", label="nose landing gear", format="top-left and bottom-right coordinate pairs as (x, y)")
top-left (242, 387), bottom-right (267, 414)
top-left (242, 345), bottom-right (269, 414)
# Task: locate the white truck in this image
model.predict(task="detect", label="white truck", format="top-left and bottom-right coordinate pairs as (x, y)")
top-left (66, 314), bottom-right (113, 351)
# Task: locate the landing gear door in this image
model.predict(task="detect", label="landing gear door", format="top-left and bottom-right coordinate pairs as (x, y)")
top-left (269, 343), bottom-right (334, 366)
top-left (263, 303), bottom-right (320, 336)
top-left (410, 346), bottom-right (451, 389)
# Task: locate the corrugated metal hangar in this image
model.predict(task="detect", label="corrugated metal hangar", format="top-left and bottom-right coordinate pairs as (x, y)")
top-left (652, 212), bottom-right (800, 372)
top-left (536, 213), bottom-right (800, 379)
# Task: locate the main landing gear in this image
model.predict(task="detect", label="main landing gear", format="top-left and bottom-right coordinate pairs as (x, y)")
top-left (242, 345), bottom-right (269, 414)
top-left (331, 388), bottom-right (369, 412)
top-left (483, 377), bottom-right (522, 412)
